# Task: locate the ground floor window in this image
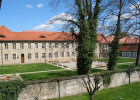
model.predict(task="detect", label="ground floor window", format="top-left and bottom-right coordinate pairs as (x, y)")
top-left (13, 54), bottom-right (16, 60)
top-left (42, 53), bottom-right (46, 59)
top-left (5, 54), bottom-right (8, 60)
top-left (28, 53), bottom-right (31, 59)
top-left (55, 52), bottom-right (58, 58)
top-left (35, 53), bottom-right (38, 59)
top-left (122, 52), bottom-right (126, 57)
top-left (49, 53), bottom-right (52, 59)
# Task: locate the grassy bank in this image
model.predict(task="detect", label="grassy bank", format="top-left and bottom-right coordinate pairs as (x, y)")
top-left (54, 82), bottom-right (140, 100)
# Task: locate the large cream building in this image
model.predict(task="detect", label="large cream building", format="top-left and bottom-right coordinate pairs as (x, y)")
top-left (0, 25), bottom-right (109, 65)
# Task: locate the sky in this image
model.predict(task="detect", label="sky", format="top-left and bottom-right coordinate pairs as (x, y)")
top-left (0, 0), bottom-right (68, 32)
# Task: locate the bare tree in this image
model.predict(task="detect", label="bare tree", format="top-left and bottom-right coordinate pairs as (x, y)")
top-left (81, 75), bottom-right (103, 100)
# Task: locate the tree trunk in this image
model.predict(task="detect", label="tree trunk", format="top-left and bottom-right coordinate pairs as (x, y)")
top-left (136, 40), bottom-right (140, 66)
top-left (89, 94), bottom-right (94, 100)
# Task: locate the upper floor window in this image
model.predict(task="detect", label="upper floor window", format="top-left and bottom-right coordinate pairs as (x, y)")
top-left (13, 43), bottom-right (16, 49)
top-left (42, 43), bottom-right (45, 48)
top-left (28, 53), bottom-right (31, 59)
top-left (35, 53), bottom-right (38, 59)
top-left (49, 43), bottom-right (52, 48)
top-left (13, 54), bottom-right (16, 60)
top-left (49, 53), bottom-right (52, 59)
top-left (5, 54), bottom-right (8, 60)
top-left (66, 43), bottom-right (69, 48)
top-left (28, 43), bottom-right (31, 49)
top-left (35, 43), bottom-right (38, 49)
top-left (55, 43), bottom-right (58, 48)
top-left (72, 42), bottom-right (74, 48)
top-left (61, 43), bottom-right (64, 48)
top-left (55, 52), bottom-right (58, 58)
top-left (42, 53), bottom-right (46, 59)
top-left (20, 43), bottom-right (24, 49)
top-left (5, 43), bottom-right (8, 49)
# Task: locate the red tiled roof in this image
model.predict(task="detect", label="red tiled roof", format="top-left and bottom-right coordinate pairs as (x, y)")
top-left (106, 36), bottom-right (139, 44)
top-left (120, 45), bottom-right (138, 52)
top-left (0, 25), bottom-right (108, 43)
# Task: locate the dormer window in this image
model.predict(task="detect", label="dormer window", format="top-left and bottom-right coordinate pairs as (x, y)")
top-left (40, 36), bottom-right (46, 38)
top-left (0, 35), bottom-right (6, 38)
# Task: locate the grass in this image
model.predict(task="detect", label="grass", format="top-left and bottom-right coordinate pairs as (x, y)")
top-left (20, 68), bottom-right (107, 81)
top-left (96, 57), bottom-right (136, 63)
top-left (21, 70), bottom-right (77, 81)
top-left (0, 63), bottom-right (63, 74)
top-left (53, 82), bottom-right (140, 100)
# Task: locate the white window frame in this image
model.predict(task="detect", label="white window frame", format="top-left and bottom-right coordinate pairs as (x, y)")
top-left (20, 43), bottom-right (24, 49)
top-left (35, 53), bottom-right (38, 59)
top-left (55, 43), bottom-right (58, 48)
top-left (49, 43), bottom-right (52, 48)
top-left (28, 53), bottom-right (31, 59)
top-left (13, 54), bottom-right (16, 60)
top-left (28, 43), bottom-right (31, 49)
top-left (55, 52), bottom-right (58, 58)
top-left (61, 52), bottom-right (64, 57)
top-left (42, 43), bottom-right (45, 49)
top-left (13, 43), bottom-right (16, 49)
top-left (5, 43), bottom-right (8, 49)
top-left (5, 54), bottom-right (8, 60)
top-left (49, 53), bottom-right (52, 59)
top-left (42, 53), bottom-right (46, 59)
top-left (35, 43), bottom-right (38, 49)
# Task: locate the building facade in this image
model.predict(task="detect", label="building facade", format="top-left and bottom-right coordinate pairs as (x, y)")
top-left (0, 25), bottom-right (108, 65)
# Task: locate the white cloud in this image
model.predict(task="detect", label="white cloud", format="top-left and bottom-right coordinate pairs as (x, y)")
top-left (25, 4), bottom-right (33, 8)
top-left (47, 12), bottom-right (76, 25)
top-left (33, 24), bottom-right (54, 30)
top-left (37, 4), bottom-right (43, 8)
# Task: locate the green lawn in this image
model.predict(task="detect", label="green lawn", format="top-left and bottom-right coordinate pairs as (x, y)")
top-left (21, 68), bottom-right (107, 81)
top-left (53, 82), bottom-right (140, 100)
top-left (21, 70), bottom-right (77, 81)
top-left (96, 57), bottom-right (136, 63)
top-left (0, 63), bottom-right (63, 74)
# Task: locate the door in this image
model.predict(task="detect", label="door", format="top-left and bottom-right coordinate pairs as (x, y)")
top-left (21, 54), bottom-right (24, 63)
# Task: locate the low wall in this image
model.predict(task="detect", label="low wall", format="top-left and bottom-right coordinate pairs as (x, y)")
top-left (18, 70), bottom-right (140, 100)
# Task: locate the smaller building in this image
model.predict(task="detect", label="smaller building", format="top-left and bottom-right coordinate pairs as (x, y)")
top-left (106, 36), bottom-right (139, 58)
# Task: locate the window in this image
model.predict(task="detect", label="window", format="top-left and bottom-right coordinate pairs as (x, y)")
top-left (122, 52), bottom-right (126, 57)
top-left (72, 52), bottom-right (75, 57)
top-left (35, 43), bottom-right (38, 49)
top-left (27, 43), bottom-right (31, 49)
top-left (28, 43), bottom-right (31, 49)
top-left (5, 43), bottom-right (8, 49)
top-left (42, 43), bottom-right (45, 48)
top-left (55, 52), bottom-right (58, 58)
top-left (42, 53), bottom-right (46, 59)
top-left (61, 52), bottom-right (64, 57)
top-left (13, 43), bottom-right (16, 49)
top-left (55, 43), bottom-right (58, 48)
top-left (72, 42), bottom-right (74, 48)
top-left (35, 53), bottom-right (38, 59)
top-left (67, 52), bottom-right (70, 57)
top-left (61, 43), bottom-right (64, 48)
top-left (20, 43), bottom-right (24, 49)
top-left (49, 43), bottom-right (52, 48)
top-left (66, 43), bottom-right (69, 48)
top-left (28, 53), bottom-right (31, 59)
top-left (49, 53), bottom-right (52, 58)
top-left (13, 54), bottom-right (16, 60)
top-left (5, 54), bottom-right (8, 60)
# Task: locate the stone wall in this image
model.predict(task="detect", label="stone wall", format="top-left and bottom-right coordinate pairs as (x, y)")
top-left (18, 70), bottom-right (140, 100)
